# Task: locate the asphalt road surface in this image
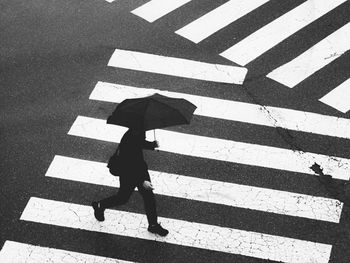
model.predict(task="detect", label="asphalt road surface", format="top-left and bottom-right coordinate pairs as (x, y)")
top-left (1, 0), bottom-right (350, 262)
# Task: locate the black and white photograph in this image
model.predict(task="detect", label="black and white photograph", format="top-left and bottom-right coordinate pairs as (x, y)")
top-left (1, 0), bottom-right (350, 262)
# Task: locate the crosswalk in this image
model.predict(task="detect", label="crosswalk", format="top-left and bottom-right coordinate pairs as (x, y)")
top-left (0, 241), bottom-right (134, 263)
top-left (131, 0), bottom-right (350, 113)
top-left (219, 0), bottom-right (347, 66)
top-left (319, 78), bottom-right (350, 113)
top-left (89, 81), bottom-right (350, 139)
top-left (175, 0), bottom-right (272, 44)
top-left (19, 197), bottom-right (332, 263)
top-left (68, 116), bottom-right (350, 180)
top-left (131, 0), bottom-right (193, 23)
top-left (267, 22), bottom-right (350, 88)
top-left (2, 48), bottom-right (348, 262)
top-left (108, 49), bottom-right (247, 84)
top-left (46, 155), bottom-right (342, 222)
top-left (2, 1), bottom-right (350, 262)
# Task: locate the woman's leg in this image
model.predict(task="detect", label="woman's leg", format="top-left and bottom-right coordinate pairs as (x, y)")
top-left (137, 183), bottom-right (158, 225)
top-left (92, 177), bottom-right (135, 221)
top-left (137, 183), bottom-right (169, 236)
top-left (99, 178), bottom-right (135, 209)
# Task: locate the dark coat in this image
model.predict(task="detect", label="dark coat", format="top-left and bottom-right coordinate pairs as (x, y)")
top-left (112, 130), bottom-right (156, 184)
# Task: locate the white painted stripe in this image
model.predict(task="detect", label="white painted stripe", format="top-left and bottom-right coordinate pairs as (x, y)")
top-left (90, 81), bottom-right (350, 139)
top-left (0, 241), bottom-right (133, 263)
top-left (21, 197), bottom-right (332, 263)
top-left (107, 49), bottom-right (247, 84)
top-left (220, 0), bottom-right (347, 66)
top-left (267, 22), bottom-right (350, 88)
top-left (68, 116), bottom-right (350, 180)
top-left (319, 78), bottom-right (350, 113)
top-left (175, 0), bottom-right (271, 44)
top-left (131, 0), bottom-right (192, 23)
top-left (46, 155), bottom-right (343, 222)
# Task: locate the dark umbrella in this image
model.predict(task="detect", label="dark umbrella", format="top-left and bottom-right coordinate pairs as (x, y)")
top-left (107, 93), bottom-right (197, 131)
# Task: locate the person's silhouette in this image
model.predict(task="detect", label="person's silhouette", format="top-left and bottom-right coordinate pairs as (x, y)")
top-left (92, 128), bottom-right (168, 236)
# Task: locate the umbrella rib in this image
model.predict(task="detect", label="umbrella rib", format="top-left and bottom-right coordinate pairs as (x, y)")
top-left (149, 95), bottom-right (196, 129)
top-left (151, 95), bottom-right (195, 117)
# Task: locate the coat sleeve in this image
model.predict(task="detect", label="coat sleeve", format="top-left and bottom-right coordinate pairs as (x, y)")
top-left (140, 168), bottom-right (151, 182)
top-left (142, 140), bottom-right (156, 150)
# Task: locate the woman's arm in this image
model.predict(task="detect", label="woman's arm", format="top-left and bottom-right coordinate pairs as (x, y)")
top-left (142, 140), bottom-right (159, 150)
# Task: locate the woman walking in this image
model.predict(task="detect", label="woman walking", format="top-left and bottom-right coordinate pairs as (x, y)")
top-left (92, 128), bottom-right (169, 236)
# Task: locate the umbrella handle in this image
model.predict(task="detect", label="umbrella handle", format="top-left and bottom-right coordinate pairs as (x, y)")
top-left (154, 130), bottom-right (159, 152)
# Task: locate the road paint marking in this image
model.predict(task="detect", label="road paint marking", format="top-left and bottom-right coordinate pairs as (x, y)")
top-left (175, 0), bottom-right (271, 44)
top-left (90, 81), bottom-right (350, 139)
top-left (107, 49), bottom-right (247, 84)
top-left (131, 0), bottom-right (192, 23)
top-left (46, 155), bottom-right (343, 223)
top-left (319, 78), bottom-right (350, 113)
top-left (0, 240), bottom-right (134, 263)
top-left (68, 116), bottom-right (350, 181)
top-left (220, 0), bottom-right (347, 66)
top-left (20, 197), bottom-right (332, 263)
top-left (267, 22), bottom-right (350, 88)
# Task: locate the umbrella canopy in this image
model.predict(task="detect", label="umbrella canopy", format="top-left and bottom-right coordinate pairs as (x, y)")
top-left (107, 93), bottom-right (197, 131)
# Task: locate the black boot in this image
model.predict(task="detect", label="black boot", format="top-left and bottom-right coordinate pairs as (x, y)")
top-left (148, 223), bottom-right (169, 236)
top-left (92, 201), bottom-right (105, 221)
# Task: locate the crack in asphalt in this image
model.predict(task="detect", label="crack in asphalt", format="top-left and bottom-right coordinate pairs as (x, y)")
top-left (239, 81), bottom-right (350, 217)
